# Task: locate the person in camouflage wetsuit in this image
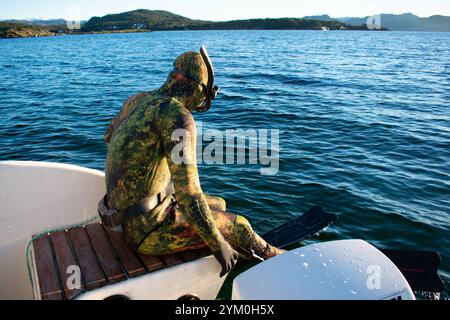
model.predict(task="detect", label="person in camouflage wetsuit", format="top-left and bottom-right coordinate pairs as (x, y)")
top-left (104, 48), bottom-right (284, 277)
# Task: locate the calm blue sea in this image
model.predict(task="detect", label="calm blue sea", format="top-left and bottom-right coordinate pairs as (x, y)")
top-left (0, 30), bottom-right (449, 295)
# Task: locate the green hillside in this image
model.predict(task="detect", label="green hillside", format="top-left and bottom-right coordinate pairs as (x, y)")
top-left (191, 18), bottom-right (361, 30)
top-left (82, 9), bottom-right (204, 31)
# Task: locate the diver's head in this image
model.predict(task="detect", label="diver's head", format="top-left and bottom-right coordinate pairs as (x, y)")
top-left (161, 46), bottom-right (218, 112)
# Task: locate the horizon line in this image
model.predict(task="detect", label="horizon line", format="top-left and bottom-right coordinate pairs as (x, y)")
top-left (1, 10), bottom-right (449, 22)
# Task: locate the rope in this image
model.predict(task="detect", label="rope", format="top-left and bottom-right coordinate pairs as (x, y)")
top-left (25, 216), bottom-right (99, 292)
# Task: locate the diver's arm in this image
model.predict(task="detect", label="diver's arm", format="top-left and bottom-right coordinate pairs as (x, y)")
top-left (163, 111), bottom-right (224, 251)
top-left (161, 104), bottom-right (239, 276)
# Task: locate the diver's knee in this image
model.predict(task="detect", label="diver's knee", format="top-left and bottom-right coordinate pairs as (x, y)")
top-left (217, 197), bottom-right (227, 211)
top-left (235, 215), bottom-right (251, 229)
top-left (206, 195), bottom-right (227, 211)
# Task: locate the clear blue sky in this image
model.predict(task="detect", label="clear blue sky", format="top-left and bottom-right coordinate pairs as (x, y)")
top-left (1, 0), bottom-right (449, 21)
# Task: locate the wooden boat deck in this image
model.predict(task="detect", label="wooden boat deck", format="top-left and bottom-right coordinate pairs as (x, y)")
top-left (31, 223), bottom-right (211, 300)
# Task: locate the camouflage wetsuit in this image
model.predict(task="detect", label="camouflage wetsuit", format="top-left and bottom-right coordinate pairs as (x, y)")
top-left (104, 50), bottom-right (283, 261)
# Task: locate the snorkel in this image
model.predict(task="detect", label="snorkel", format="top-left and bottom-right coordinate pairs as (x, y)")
top-left (196, 45), bottom-right (219, 113)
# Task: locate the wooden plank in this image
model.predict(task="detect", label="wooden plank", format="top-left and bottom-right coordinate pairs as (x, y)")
top-left (32, 235), bottom-right (63, 300)
top-left (160, 253), bottom-right (184, 268)
top-left (103, 226), bottom-right (146, 277)
top-left (50, 231), bottom-right (84, 299)
top-left (68, 227), bottom-right (107, 290)
top-left (138, 254), bottom-right (165, 272)
top-left (85, 223), bottom-right (126, 284)
top-left (179, 250), bottom-right (201, 262)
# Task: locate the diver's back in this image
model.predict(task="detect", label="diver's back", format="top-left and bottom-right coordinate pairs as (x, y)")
top-left (105, 94), bottom-right (171, 210)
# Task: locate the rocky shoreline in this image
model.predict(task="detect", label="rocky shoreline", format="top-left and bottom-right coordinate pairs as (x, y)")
top-left (0, 24), bottom-right (54, 38)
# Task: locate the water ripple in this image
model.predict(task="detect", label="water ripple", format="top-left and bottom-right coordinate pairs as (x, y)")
top-left (1, 30), bottom-right (449, 294)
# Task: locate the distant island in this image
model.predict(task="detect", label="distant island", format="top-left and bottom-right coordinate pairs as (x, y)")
top-left (1, 9), bottom-right (449, 38)
top-left (0, 22), bottom-right (55, 38)
top-left (305, 13), bottom-right (450, 32)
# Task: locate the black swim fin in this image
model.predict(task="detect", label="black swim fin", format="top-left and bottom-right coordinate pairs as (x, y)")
top-left (262, 206), bottom-right (337, 248)
top-left (380, 248), bottom-right (443, 293)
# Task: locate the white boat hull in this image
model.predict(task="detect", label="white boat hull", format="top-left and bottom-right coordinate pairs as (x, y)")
top-left (0, 161), bottom-right (225, 300)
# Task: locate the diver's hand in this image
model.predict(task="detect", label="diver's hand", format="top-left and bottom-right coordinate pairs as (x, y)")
top-left (212, 240), bottom-right (239, 277)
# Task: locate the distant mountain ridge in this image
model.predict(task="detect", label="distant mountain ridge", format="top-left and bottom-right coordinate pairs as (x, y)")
top-left (303, 13), bottom-right (450, 31)
top-left (3, 19), bottom-right (69, 26)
